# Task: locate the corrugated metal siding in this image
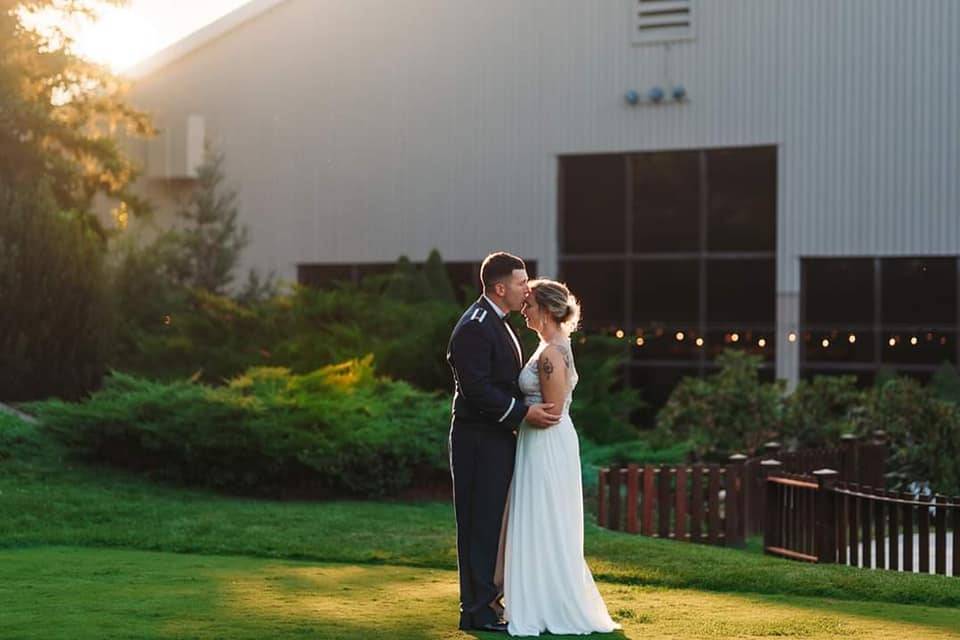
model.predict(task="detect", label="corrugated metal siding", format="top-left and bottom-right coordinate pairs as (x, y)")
top-left (128, 0), bottom-right (960, 384)
top-left (130, 0), bottom-right (960, 284)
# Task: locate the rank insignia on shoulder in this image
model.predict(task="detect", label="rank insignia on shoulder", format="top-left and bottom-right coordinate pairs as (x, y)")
top-left (469, 307), bottom-right (488, 323)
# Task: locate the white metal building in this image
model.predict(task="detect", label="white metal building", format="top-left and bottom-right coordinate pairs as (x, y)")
top-left (121, 0), bottom-right (960, 407)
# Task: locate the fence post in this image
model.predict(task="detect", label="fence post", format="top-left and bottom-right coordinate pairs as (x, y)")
top-left (626, 464), bottom-right (639, 534)
top-left (839, 433), bottom-right (858, 482)
top-left (872, 430), bottom-right (888, 488)
top-left (608, 464), bottom-right (621, 531)
top-left (597, 468), bottom-right (608, 527)
top-left (813, 468), bottom-right (839, 564)
top-left (728, 453), bottom-right (748, 546)
top-left (763, 441), bottom-right (782, 458)
top-left (761, 459), bottom-right (783, 554)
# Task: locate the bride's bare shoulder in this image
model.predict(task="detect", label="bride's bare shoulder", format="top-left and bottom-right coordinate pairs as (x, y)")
top-left (538, 342), bottom-right (572, 374)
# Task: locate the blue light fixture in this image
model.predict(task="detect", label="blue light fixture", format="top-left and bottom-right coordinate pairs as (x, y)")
top-left (672, 85), bottom-right (687, 101)
top-left (648, 86), bottom-right (665, 103)
top-left (624, 90), bottom-right (640, 106)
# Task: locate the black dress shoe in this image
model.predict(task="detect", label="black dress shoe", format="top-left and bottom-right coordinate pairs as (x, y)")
top-left (477, 621), bottom-right (508, 633)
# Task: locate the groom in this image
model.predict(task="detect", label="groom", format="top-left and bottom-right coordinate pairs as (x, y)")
top-left (446, 251), bottom-right (561, 632)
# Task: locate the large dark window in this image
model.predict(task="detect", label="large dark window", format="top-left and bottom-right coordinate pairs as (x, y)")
top-left (800, 257), bottom-right (959, 382)
top-left (632, 151), bottom-right (701, 252)
top-left (561, 154), bottom-right (627, 254)
top-left (706, 147), bottom-right (777, 252)
top-left (559, 146), bottom-right (778, 423)
top-left (563, 261), bottom-right (625, 329)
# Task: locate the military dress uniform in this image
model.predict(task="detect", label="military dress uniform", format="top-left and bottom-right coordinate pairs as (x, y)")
top-left (446, 295), bottom-right (528, 630)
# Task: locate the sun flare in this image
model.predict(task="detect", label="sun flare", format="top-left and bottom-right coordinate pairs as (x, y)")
top-left (70, 6), bottom-right (163, 71)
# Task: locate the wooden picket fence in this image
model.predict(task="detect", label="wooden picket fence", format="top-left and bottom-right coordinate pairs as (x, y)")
top-left (764, 470), bottom-right (960, 577)
top-left (597, 433), bottom-right (889, 547)
top-left (597, 460), bottom-right (747, 547)
top-left (742, 435), bottom-right (887, 536)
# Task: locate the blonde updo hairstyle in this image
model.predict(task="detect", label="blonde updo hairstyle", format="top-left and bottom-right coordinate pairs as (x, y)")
top-left (528, 279), bottom-right (581, 337)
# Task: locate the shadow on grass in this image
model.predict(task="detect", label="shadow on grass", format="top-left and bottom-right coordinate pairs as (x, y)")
top-left (4, 547), bottom-right (960, 639)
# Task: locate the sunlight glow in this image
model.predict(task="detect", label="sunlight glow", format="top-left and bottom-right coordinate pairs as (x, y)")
top-left (71, 6), bottom-right (164, 71)
top-left (22, 1), bottom-right (252, 72)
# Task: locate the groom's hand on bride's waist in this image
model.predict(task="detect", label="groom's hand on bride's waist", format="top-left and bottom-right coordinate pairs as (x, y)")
top-left (526, 403), bottom-right (561, 428)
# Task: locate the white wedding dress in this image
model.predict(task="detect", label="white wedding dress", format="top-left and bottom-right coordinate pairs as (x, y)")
top-left (502, 339), bottom-right (620, 637)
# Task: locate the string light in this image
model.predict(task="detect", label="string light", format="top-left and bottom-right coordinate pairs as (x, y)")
top-left (163, 315), bottom-right (172, 326)
top-left (615, 329), bottom-right (624, 339)
top-left (788, 332), bottom-right (797, 343)
top-left (731, 333), bottom-right (740, 343)
top-left (926, 332), bottom-right (934, 342)
top-left (888, 337), bottom-right (897, 347)
top-left (821, 338), bottom-right (830, 348)
top-left (758, 338), bottom-right (767, 348)
top-left (910, 336), bottom-right (919, 346)
top-left (675, 331), bottom-right (685, 341)
top-left (695, 337), bottom-right (704, 347)
top-left (848, 334), bottom-right (856, 344)
top-left (636, 337), bottom-right (645, 347)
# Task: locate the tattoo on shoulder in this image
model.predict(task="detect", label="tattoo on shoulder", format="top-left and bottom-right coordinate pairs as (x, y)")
top-left (549, 344), bottom-right (571, 370)
top-left (541, 356), bottom-right (554, 380)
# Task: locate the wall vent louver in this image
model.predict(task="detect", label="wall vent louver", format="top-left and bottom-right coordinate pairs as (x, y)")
top-left (633, 0), bottom-right (694, 45)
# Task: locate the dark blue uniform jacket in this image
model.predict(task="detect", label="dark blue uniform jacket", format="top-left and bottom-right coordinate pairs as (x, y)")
top-left (447, 296), bottom-right (529, 430)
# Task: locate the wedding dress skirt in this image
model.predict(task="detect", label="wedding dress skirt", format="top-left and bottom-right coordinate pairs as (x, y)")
top-left (502, 341), bottom-right (620, 637)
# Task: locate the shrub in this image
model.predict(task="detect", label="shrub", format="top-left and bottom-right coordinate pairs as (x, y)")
top-left (655, 350), bottom-right (784, 460)
top-left (855, 376), bottom-right (960, 495)
top-left (579, 437), bottom-right (689, 469)
top-left (0, 411), bottom-right (47, 463)
top-left (781, 375), bottom-right (863, 449)
top-left (568, 336), bottom-right (646, 444)
top-left (0, 183), bottom-right (113, 401)
top-left (30, 358), bottom-right (450, 498)
top-left (929, 361), bottom-right (960, 405)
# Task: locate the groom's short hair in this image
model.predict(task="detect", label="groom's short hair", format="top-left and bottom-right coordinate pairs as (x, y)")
top-left (480, 252), bottom-right (526, 289)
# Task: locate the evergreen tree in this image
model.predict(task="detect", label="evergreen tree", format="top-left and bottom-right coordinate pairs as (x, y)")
top-left (0, 182), bottom-right (112, 401)
top-left (164, 149), bottom-right (250, 294)
top-left (423, 249), bottom-right (456, 302)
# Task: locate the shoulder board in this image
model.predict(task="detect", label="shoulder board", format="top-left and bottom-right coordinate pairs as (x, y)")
top-left (469, 307), bottom-right (489, 323)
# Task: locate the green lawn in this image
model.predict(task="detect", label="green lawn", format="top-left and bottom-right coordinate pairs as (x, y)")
top-left (2, 417), bottom-right (960, 638)
top-left (4, 547), bottom-right (960, 639)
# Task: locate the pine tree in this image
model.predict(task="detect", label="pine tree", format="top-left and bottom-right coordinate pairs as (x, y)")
top-left (423, 249), bottom-right (456, 302)
top-left (166, 149), bottom-right (250, 295)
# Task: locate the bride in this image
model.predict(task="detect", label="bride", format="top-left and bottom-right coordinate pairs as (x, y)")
top-left (498, 279), bottom-right (620, 637)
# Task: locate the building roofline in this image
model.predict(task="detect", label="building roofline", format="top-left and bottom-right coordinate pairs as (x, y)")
top-left (125, 0), bottom-right (290, 79)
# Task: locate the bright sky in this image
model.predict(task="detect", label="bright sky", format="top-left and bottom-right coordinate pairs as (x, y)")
top-left (61, 0), bottom-right (253, 71)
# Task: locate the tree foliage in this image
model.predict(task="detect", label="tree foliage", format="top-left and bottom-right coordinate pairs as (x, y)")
top-left (0, 0), bottom-right (153, 235)
top-left (158, 149), bottom-right (250, 294)
top-left (0, 181), bottom-right (113, 401)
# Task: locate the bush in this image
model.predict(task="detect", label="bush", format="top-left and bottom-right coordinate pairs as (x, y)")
top-left (855, 376), bottom-right (960, 495)
top-left (568, 336), bottom-right (646, 444)
top-left (30, 357), bottom-right (450, 498)
top-left (929, 361), bottom-right (960, 405)
top-left (0, 411), bottom-right (47, 463)
top-left (0, 183), bottom-right (113, 401)
top-left (579, 437), bottom-right (689, 469)
top-left (781, 375), bottom-right (863, 449)
top-left (655, 350), bottom-right (784, 460)
top-left (107, 248), bottom-right (663, 445)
